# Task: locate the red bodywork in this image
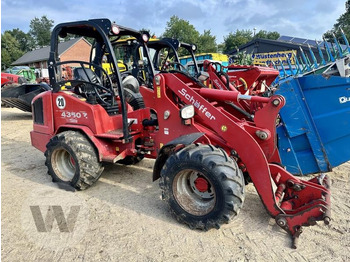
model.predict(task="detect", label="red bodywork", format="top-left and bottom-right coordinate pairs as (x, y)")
top-left (31, 90), bottom-right (151, 163)
top-left (201, 61), bottom-right (280, 116)
top-left (226, 64), bottom-right (279, 95)
top-left (203, 60), bottom-right (279, 95)
top-left (1, 72), bottom-right (26, 86)
top-left (141, 71), bottom-right (330, 247)
top-left (30, 61), bottom-right (330, 248)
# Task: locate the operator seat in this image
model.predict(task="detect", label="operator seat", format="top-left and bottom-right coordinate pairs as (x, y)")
top-left (73, 67), bottom-right (102, 85)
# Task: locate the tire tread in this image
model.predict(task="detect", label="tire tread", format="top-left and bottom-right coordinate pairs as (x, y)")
top-left (160, 144), bottom-right (245, 230)
top-left (45, 131), bottom-right (103, 190)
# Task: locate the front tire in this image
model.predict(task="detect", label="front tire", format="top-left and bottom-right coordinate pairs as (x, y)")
top-left (45, 131), bottom-right (103, 190)
top-left (160, 144), bottom-right (245, 230)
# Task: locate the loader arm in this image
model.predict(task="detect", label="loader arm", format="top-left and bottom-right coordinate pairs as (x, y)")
top-left (158, 72), bottom-right (331, 248)
top-left (160, 73), bottom-right (283, 215)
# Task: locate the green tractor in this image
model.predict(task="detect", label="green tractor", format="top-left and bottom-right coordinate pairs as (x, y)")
top-left (4, 66), bottom-right (37, 83)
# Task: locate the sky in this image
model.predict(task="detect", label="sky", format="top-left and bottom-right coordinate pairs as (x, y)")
top-left (1, 0), bottom-right (347, 43)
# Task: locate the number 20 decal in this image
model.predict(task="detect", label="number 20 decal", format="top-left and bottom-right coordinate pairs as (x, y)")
top-left (56, 96), bottom-right (66, 109)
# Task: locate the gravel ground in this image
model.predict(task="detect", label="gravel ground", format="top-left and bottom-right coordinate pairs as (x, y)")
top-left (1, 107), bottom-right (349, 261)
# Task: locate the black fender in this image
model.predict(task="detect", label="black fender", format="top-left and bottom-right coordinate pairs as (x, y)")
top-left (153, 132), bottom-right (204, 181)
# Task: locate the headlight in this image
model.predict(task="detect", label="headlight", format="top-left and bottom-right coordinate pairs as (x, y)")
top-left (142, 33), bottom-right (149, 42)
top-left (111, 24), bottom-right (120, 35)
top-left (180, 105), bottom-right (195, 120)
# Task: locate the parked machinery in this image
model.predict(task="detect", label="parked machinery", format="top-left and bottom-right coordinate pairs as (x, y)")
top-left (30, 19), bottom-right (330, 248)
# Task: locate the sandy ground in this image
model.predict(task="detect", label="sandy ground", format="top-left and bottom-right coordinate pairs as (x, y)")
top-left (1, 107), bottom-right (349, 262)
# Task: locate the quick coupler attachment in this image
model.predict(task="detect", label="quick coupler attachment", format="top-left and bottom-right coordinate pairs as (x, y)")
top-left (274, 173), bottom-right (331, 249)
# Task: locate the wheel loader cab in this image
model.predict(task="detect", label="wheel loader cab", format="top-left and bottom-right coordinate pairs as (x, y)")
top-left (46, 20), bottom-right (126, 112)
top-left (30, 19), bottom-right (131, 143)
top-left (147, 38), bottom-right (199, 76)
top-left (111, 30), bottom-right (155, 89)
top-left (31, 19), bottom-right (157, 153)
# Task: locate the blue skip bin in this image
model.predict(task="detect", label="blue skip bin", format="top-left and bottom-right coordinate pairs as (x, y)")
top-left (276, 74), bottom-right (350, 175)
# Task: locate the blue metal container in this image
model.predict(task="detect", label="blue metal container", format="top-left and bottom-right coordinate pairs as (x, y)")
top-left (276, 74), bottom-right (350, 175)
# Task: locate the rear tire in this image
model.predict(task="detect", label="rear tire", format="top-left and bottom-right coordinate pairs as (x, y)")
top-left (45, 131), bottom-right (103, 190)
top-left (122, 74), bottom-right (145, 111)
top-left (124, 88), bottom-right (145, 110)
top-left (117, 88), bottom-right (145, 166)
top-left (160, 144), bottom-right (245, 230)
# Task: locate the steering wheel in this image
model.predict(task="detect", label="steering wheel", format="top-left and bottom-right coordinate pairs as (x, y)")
top-left (161, 60), bottom-right (170, 71)
top-left (161, 61), bottom-right (189, 73)
top-left (82, 63), bottom-right (115, 106)
top-left (57, 62), bottom-right (115, 107)
top-left (57, 79), bottom-right (114, 105)
top-left (170, 62), bottom-right (190, 73)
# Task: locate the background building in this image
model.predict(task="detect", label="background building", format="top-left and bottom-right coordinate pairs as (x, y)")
top-left (227, 36), bottom-right (337, 66)
top-left (11, 37), bottom-right (91, 78)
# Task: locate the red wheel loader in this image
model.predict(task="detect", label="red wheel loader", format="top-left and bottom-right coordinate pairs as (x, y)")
top-left (30, 19), bottom-right (330, 248)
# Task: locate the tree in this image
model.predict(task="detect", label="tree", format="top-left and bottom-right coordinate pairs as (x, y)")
top-left (222, 29), bottom-right (281, 53)
top-left (162, 16), bottom-right (218, 53)
top-left (324, 1), bottom-right (350, 43)
top-left (1, 32), bottom-right (24, 69)
top-left (29, 15), bottom-right (54, 48)
top-left (6, 28), bottom-right (35, 52)
top-left (162, 15), bottom-right (200, 45)
top-left (197, 30), bottom-right (217, 53)
top-left (222, 29), bottom-right (253, 53)
top-left (217, 43), bottom-right (225, 53)
top-left (254, 30), bottom-right (280, 40)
